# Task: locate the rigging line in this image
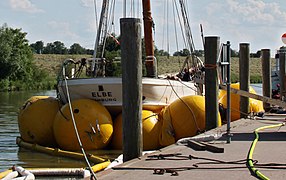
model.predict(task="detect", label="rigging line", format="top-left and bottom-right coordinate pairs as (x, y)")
top-left (93, 0), bottom-right (99, 54)
top-left (178, 0), bottom-right (191, 51)
top-left (62, 67), bottom-right (97, 180)
top-left (108, 0), bottom-right (116, 34)
top-left (172, 0), bottom-right (179, 51)
top-left (94, 0), bottom-right (99, 31)
top-left (133, 0), bottom-right (135, 17)
top-left (130, 0), bottom-right (133, 17)
top-left (123, 0), bottom-right (126, 18)
top-left (173, 0), bottom-right (188, 50)
top-left (136, 0), bottom-right (139, 18)
top-left (157, 77), bottom-right (169, 103)
top-left (101, 0), bottom-right (115, 58)
top-left (183, 0), bottom-right (195, 51)
top-left (178, 80), bottom-right (199, 93)
top-left (172, 0), bottom-right (181, 66)
top-left (127, 0), bottom-right (134, 17)
top-left (167, 79), bottom-right (202, 133)
top-left (165, 0), bottom-right (170, 55)
top-left (179, 0), bottom-right (195, 53)
top-left (161, 0), bottom-right (167, 50)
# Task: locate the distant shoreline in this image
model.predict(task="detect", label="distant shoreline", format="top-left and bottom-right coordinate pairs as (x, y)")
top-left (33, 54), bottom-right (275, 83)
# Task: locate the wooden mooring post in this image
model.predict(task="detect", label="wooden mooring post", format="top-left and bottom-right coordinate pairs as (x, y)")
top-left (120, 18), bottom-right (143, 162)
top-left (261, 49), bottom-right (271, 111)
top-left (279, 47), bottom-right (286, 101)
top-left (239, 43), bottom-right (250, 118)
top-left (205, 36), bottom-right (220, 131)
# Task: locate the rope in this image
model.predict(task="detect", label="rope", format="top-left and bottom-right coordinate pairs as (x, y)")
top-left (62, 66), bottom-right (97, 180)
top-left (178, 80), bottom-right (200, 93)
top-left (173, 0), bottom-right (188, 49)
top-left (204, 64), bottom-right (217, 69)
top-left (167, 79), bottom-right (202, 133)
top-left (166, 0), bottom-right (170, 54)
top-left (172, 0), bottom-right (181, 66)
top-left (247, 122), bottom-right (285, 180)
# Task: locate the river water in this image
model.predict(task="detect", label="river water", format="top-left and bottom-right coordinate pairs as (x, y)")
top-left (0, 90), bottom-right (87, 175)
top-left (0, 84), bottom-right (263, 177)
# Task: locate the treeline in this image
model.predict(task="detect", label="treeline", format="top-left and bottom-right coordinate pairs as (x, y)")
top-left (30, 41), bottom-right (94, 55)
top-left (0, 23), bottom-right (265, 91)
top-left (29, 37), bottom-right (263, 58)
top-left (173, 48), bottom-right (262, 58)
top-left (0, 24), bottom-right (55, 91)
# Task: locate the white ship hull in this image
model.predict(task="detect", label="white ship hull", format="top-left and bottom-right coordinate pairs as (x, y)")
top-left (57, 77), bottom-right (198, 115)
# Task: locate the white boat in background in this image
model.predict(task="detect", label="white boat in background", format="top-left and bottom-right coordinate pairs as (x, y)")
top-left (56, 0), bottom-right (204, 115)
top-left (271, 48), bottom-right (286, 99)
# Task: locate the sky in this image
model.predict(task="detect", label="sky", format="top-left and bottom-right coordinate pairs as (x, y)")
top-left (1, 0), bottom-right (286, 57)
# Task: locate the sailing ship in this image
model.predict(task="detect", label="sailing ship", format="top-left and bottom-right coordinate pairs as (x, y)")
top-left (56, 0), bottom-right (205, 115)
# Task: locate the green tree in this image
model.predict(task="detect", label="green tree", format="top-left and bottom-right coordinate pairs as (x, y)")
top-left (231, 49), bottom-right (239, 57)
top-left (173, 48), bottom-right (190, 56)
top-left (193, 50), bottom-right (204, 57)
top-left (43, 41), bottom-right (67, 54)
top-left (0, 24), bottom-right (33, 81)
top-left (69, 43), bottom-right (85, 54)
top-left (30, 40), bottom-right (44, 54)
top-left (53, 41), bottom-right (67, 54)
top-left (250, 50), bottom-right (261, 58)
top-left (105, 33), bottom-right (120, 52)
top-left (100, 34), bottom-right (121, 60)
top-left (43, 42), bottom-right (55, 54)
top-left (0, 24), bottom-right (53, 91)
top-left (156, 49), bottom-right (169, 56)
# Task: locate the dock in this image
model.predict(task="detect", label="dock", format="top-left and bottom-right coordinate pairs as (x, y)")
top-left (97, 117), bottom-right (286, 179)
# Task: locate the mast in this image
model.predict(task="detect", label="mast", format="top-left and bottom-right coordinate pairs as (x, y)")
top-left (92, 0), bottom-right (109, 77)
top-left (142, 0), bottom-right (157, 78)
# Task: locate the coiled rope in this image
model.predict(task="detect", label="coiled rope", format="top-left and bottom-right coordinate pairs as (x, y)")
top-left (62, 66), bottom-right (97, 180)
top-left (247, 122), bottom-right (285, 180)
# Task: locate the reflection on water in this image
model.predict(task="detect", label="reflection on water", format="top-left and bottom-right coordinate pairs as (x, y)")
top-left (251, 83), bottom-right (262, 95)
top-left (0, 90), bottom-right (87, 173)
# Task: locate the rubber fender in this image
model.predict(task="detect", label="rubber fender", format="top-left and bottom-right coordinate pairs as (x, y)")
top-left (165, 95), bottom-right (222, 140)
top-left (111, 110), bottom-right (161, 150)
top-left (53, 99), bottom-right (113, 151)
top-left (219, 83), bottom-right (264, 121)
top-left (18, 96), bottom-right (61, 147)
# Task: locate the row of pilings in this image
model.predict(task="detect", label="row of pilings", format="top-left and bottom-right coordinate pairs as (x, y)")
top-left (120, 18), bottom-right (286, 162)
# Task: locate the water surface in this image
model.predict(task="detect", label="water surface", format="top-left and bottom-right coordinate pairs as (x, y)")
top-left (0, 90), bottom-right (87, 174)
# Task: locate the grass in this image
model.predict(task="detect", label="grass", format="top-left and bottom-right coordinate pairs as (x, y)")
top-left (33, 54), bottom-right (92, 78)
top-left (33, 54), bottom-right (277, 83)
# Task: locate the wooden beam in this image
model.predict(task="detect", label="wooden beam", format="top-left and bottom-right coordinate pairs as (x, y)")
top-left (219, 84), bottom-right (286, 108)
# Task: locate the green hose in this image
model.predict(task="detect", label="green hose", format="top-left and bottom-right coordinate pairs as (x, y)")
top-left (247, 123), bottom-right (285, 180)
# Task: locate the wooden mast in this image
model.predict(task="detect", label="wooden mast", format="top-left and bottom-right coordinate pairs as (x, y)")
top-left (142, 0), bottom-right (156, 77)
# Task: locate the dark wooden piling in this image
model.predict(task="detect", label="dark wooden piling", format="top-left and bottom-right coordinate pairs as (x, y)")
top-left (239, 43), bottom-right (250, 118)
top-left (120, 18), bottom-right (143, 162)
top-left (279, 48), bottom-right (286, 100)
top-left (205, 36), bottom-right (220, 131)
top-left (261, 49), bottom-right (271, 110)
